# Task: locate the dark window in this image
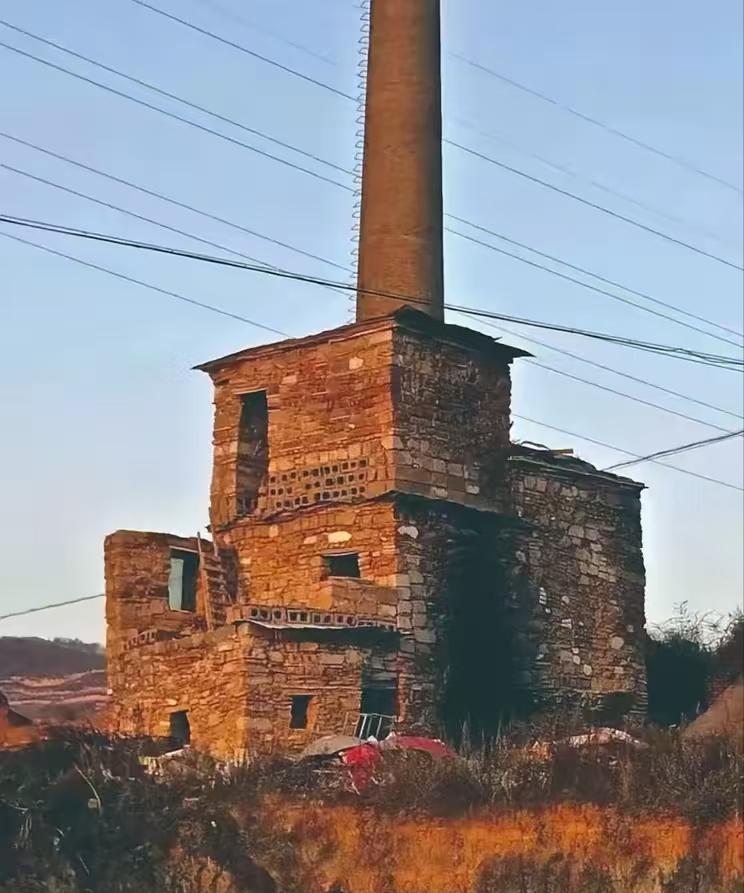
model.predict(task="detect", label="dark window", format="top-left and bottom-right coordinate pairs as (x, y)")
top-left (356, 688), bottom-right (397, 739)
top-left (290, 695), bottom-right (312, 730)
top-left (237, 391), bottom-right (269, 515)
top-left (323, 552), bottom-right (361, 579)
top-left (360, 688), bottom-right (397, 717)
top-left (168, 550), bottom-right (199, 612)
top-left (169, 710), bottom-right (191, 746)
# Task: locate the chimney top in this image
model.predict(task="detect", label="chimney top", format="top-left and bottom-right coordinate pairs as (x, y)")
top-left (356, 0), bottom-right (444, 322)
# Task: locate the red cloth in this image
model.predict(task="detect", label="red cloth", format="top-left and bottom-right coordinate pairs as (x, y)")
top-left (340, 742), bottom-right (382, 792)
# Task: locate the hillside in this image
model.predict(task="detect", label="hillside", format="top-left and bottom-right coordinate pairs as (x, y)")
top-left (0, 637), bottom-right (107, 722)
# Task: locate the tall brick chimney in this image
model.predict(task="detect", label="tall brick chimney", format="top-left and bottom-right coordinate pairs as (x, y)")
top-left (356, 0), bottom-right (444, 322)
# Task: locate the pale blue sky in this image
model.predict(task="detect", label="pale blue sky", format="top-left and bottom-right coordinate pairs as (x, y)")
top-left (1, 0), bottom-right (742, 643)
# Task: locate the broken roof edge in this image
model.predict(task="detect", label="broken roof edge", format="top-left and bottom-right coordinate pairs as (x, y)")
top-left (193, 306), bottom-right (531, 373)
top-left (509, 448), bottom-right (646, 492)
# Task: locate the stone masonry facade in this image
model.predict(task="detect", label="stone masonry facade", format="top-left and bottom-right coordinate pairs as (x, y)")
top-left (103, 308), bottom-right (647, 757)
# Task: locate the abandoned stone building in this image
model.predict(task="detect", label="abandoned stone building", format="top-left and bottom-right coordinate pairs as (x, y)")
top-left (103, 0), bottom-right (647, 758)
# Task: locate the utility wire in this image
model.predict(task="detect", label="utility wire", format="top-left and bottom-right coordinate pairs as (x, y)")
top-left (446, 224), bottom-right (744, 349)
top-left (5, 132), bottom-right (739, 425)
top-left (0, 163), bottom-right (351, 305)
top-left (121, 1), bottom-right (743, 270)
top-left (2, 11), bottom-right (736, 343)
top-left (459, 314), bottom-right (742, 421)
top-left (513, 416), bottom-right (743, 491)
top-left (0, 21), bottom-right (352, 176)
top-left (526, 361), bottom-right (735, 434)
top-left (0, 594), bottom-right (104, 623)
top-left (447, 139), bottom-right (744, 272)
top-left (17, 163), bottom-right (730, 431)
top-left (447, 214), bottom-right (743, 341)
top-left (4, 128), bottom-right (740, 372)
top-left (3, 227), bottom-right (741, 493)
top-left (190, 0), bottom-right (335, 66)
top-left (0, 131), bottom-right (348, 273)
top-left (1, 162), bottom-right (273, 269)
top-left (0, 228), bottom-right (290, 337)
top-left (449, 114), bottom-right (736, 250)
top-left (451, 53), bottom-right (744, 195)
top-left (1, 213), bottom-right (742, 371)
top-left (0, 41), bottom-right (353, 193)
top-left (605, 430), bottom-right (744, 472)
top-left (128, 0), bottom-right (355, 101)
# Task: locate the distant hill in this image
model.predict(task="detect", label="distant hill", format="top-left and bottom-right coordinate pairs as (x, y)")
top-left (0, 637), bottom-right (107, 722)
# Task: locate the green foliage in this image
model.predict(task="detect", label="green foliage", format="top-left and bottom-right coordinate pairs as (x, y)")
top-left (646, 603), bottom-right (742, 726)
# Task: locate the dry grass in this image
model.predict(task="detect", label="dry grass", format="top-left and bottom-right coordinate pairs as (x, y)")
top-left (0, 727), bottom-right (741, 891)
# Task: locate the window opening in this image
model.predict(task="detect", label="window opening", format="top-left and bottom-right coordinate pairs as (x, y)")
top-left (237, 391), bottom-right (269, 515)
top-left (290, 695), bottom-right (313, 730)
top-left (169, 710), bottom-right (191, 746)
top-left (323, 552), bottom-right (361, 579)
top-left (168, 550), bottom-right (199, 612)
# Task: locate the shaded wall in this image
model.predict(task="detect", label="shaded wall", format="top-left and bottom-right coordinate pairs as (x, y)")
top-left (506, 457), bottom-right (647, 718)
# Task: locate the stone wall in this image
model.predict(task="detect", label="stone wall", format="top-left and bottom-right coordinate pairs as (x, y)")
top-left (243, 624), bottom-right (398, 752)
top-left (220, 500), bottom-right (400, 617)
top-left (392, 325), bottom-right (516, 510)
top-left (202, 312), bottom-right (524, 531)
top-left (506, 454), bottom-right (647, 718)
top-left (102, 625), bottom-right (250, 759)
top-left (204, 320), bottom-right (398, 529)
top-left (105, 531), bottom-right (210, 659)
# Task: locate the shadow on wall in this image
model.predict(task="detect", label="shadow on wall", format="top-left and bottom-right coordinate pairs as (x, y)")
top-left (442, 525), bottom-right (525, 743)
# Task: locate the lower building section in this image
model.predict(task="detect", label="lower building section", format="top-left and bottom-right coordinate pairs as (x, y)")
top-left (103, 450), bottom-right (647, 756)
top-left (104, 621), bottom-right (400, 758)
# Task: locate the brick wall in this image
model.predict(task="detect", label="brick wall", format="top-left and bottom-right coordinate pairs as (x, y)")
top-left (220, 501), bottom-right (400, 616)
top-left (205, 322), bottom-right (398, 529)
top-left (105, 531), bottom-right (210, 658)
top-left (104, 625), bottom-right (250, 758)
top-left (243, 625), bottom-right (398, 752)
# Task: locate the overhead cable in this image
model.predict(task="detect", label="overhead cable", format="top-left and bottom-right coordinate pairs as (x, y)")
top-left (451, 52), bottom-right (743, 195)
top-left (0, 40), bottom-right (352, 192)
top-left (3, 228), bottom-right (741, 493)
top-left (1, 213), bottom-right (742, 371)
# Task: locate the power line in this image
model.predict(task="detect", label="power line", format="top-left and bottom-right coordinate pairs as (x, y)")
top-left (0, 40), bottom-right (353, 193)
top-left (605, 430), bottom-right (744, 472)
top-left (0, 228), bottom-right (291, 337)
top-left (526, 360), bottom-right (735, 434)
top-left (0, 20), bottom-right (352, 177)
top-left (1, 162), bottom-right (274, 269)
top-left (127, 0), bottom-right (356, 101)
top-left (449, 114), bottom-right (736, 250)
top-left (120, 0), bottom-right (743, 271)
top-left (513, 416), bottom-right (743, 491)
top-left (190, 0), bottom-right (336, 66)
top-left (0, 594), bottom-right (104, 623)
top-left (458, 314), bottom-right (742, 421)
top-left (446, 214), bottom-right (743, 341)
top-left (4, 9), bottom-right (737, 340)
top-left (447, 139), bottom-right (744, 272)
top-left (0, 162), bottom-right (351, 306)
top-left (451, 53), bottom-right (744, 195)
top-left (0, 131), bottom-right (349, 273)
top-left (446, 224), bottom-right (744, 349)
top-left (2, 212), bottom-right (742, 370)
top-left (4, 227), bottom-right (741, 494)
top-left (5, 132), bottom-right (739, 427)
